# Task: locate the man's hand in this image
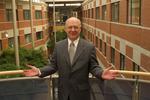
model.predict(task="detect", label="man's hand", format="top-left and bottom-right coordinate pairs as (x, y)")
top-left (101, 67), bottom-right (119, 80)
top-left (23, 64), bottom-right (40, 77)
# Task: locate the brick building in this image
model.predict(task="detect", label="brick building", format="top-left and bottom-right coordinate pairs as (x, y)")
top-left (0, 0), bottom-right (50, 52)
top-left (82, 0), bottom-right (150, 80)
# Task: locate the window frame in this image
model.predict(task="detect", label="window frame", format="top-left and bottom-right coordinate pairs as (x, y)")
top-left (0, 40), bottom-right (2, 51)
top-left (25, 34), bottom-right (32, 44)
top-left (23, 9), bottom-right (31, 20)
top-left (127, 0), bottom-right (141, 25)
top-left (111, 2), bottom-right (119, 22)
top-left (8, 37), bottom-right (14, 48)
top-left (96, 7), bottom-right (100, 19)
top-left (35, 10), bottom-right (42, 19)
top-left (36, 31), bottom-right (43, 40)
top-left (6, 9), bottom-right (13, 21)
top-left (102, 5), bottom-right (107, 20)
top-left (120, 53), bottom-right (125, 70)
top-left (111, 47), bottom-right (115, 65)
top-left (99, 39), bottom-right (102, 51)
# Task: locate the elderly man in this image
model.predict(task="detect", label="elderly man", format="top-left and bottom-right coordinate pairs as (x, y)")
top-left (24, 17), bottom-right (118, 100)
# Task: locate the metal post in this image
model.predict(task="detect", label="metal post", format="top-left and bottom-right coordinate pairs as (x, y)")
top-left (132, 77), bottom-right (140, 100)
top-left (30, 0), bottom-right (35, 48)
top-left (53, 0), bottom-right (56, 43)
top-left (12, 0), bottom-right (20, 66)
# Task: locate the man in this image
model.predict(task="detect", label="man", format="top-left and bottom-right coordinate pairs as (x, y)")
top-left (24, 17), bottom-right (118, 100)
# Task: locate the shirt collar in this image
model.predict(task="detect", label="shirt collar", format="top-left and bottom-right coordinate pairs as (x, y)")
top-left (68, 37), bottom-right (80, 48)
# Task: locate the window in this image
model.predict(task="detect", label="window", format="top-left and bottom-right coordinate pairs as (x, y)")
top-left (24, 10), bottom-right (30, 20)
top-left (86, 10), bottom-right (88, 18)
top-left (111, 2), bottom-right (119, 22)
top-left (120, 53), bottom-right (125, 70)
top-left (0, 40), bottom-right (2, 51)
top-left (36, 31), bottom-right (43, 40)
top-left (91, 8), bottom-right (94, 18)
top-left (128, 0), bottom-right (141, 25)
top-left (104, 42), bottom-right (107, 56)
top-left (25, 34), bottom-right (32, 44)
top-left (6, 9), bottom-right (19, 21)
top-left (111, 47), bottom-right (115, 65)
top-left (133, 62), bottom-right (140, 78)
top-left (8, 37), bottom-right (14, 48)
top-left (96, 7), bottom-right (100, 19)
top-left (133, 62), bottom-right (139, 71)
top-left (102, 5), bottom-right (107, 20)
top-left (16, 10), bottom-right (19, 21)
top-left (96, 36), bottom-right (98, 48)
top-left (6, 9), bottom-right (13, 21)
top-left (35, 10), bottom-right (42, 19)
top-left (99, 39), bottom-right (102, 51)
top-left (88, 9), bottom-right (90, 18)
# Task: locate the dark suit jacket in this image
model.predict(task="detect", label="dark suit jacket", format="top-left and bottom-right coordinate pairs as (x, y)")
top-left (40, 38), bottom-right (103, 100)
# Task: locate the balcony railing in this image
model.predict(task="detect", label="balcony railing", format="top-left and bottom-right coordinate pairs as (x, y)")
top-left (0, 76), bottom-right (150, 100)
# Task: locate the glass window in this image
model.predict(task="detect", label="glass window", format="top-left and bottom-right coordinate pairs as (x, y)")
top-left (96, 36), bottom-right (98, 48)
top-left (102, 5), bottom-right (107, 20)
top-left (111, 47), bottom-right (115, 65)
top-left (0, 40), bottom-right (2, 51)
top-left (8, 37), bottom-right (14, 48)
top-left (25, 34), bottom-right (32, 44)
top-left (111, 2), bottom-right (119, 22)
top-left (6, 9), bottom-right (13, 21)
top-left (120, 53), bottom-right (125, 70)
top-left (86, 10), bottom-right (88, 18)
top-left (35, 10), bottom-right (42, 19)
top-left (133, 62), bottom-right (139, 71)
top-left (91, 8), bottom-right (94, 18)
top-left (88, 9), bottom-right (90, 18)
top-left (99, 39), bottom-right (102, 51)
top-left (24, 10), bottom-right (30, 20)
top-left (16, 10), bottom-right (19, 21)
top-left (104, 42), bottom-right (107, 56)
top-left (133, 62), bottom-right (140, 78)
top-left (96, 7), bottom-right (100, 19)
top-left (128, 0), bottom-right (141, 25)
top-left (36, 31), bottom-right (43, 40)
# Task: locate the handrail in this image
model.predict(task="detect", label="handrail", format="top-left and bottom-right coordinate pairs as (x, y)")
top-left (111, 70), bottom-right (150, 76)
top-left (0, 70), bottom-right (24, 75)
top-left (0, 70), bottom-right (150, 76)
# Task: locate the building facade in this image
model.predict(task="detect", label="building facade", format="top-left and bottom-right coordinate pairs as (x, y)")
top-left (82, 0), bottom-right (150, 80)
top-left (0, 0), bottom-right (50, 52)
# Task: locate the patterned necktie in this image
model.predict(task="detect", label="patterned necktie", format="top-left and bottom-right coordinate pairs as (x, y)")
top-left (69, 42), bottom-right (75, 64)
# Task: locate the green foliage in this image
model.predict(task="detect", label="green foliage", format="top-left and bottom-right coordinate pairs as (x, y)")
top-left (19, 48), bottom-right (47, 68)
top-left (0, 48), bottom-right (48, 78)
top-left (0, 49), bottom-right (15, 65)
top-left (47, 30), bottom-right (67, 54)
top-left (47, 36), bottom-right (55, 49)
top-left (56, 31), bottom-right (67, 42)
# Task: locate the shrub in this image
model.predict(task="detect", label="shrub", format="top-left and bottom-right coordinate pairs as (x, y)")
top-left (0, 48), bottom-right (48, 78)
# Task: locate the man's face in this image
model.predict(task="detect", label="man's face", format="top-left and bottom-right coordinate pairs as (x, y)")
top-left (65, 18), bottom-right (81, 41)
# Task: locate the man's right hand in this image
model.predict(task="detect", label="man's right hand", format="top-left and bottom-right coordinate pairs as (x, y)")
top-left (23, 64), bottom-right (40, 77)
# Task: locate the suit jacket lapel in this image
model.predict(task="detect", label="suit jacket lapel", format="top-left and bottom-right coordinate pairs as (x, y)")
top-left (63, 39), bottom-right (70, 65)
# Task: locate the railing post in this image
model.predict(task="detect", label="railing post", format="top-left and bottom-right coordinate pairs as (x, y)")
top-left (132, 77), bottom-right (140, 100)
